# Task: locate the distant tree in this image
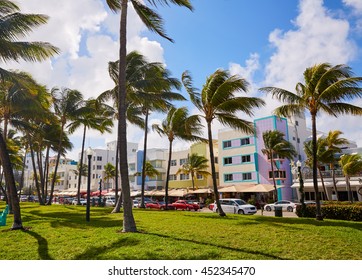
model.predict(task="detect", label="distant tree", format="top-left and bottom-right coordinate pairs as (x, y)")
top-left (339, 154), bottom-right (362, 203)
top-left (176, 153), bottom-right (210, 191)
top-left (262, 130), bottom-right (297, 201)
top-left (183, 69), bottom-right (265, 216)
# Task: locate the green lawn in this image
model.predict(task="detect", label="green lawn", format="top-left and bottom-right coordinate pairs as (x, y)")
top-left (0, 202), bottom-right (361, 260)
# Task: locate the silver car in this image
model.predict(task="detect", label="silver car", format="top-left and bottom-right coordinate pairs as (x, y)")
top-left (213, 198), bottom-right (257, 215)
top-left (264, 200), bottom-right (298, 212)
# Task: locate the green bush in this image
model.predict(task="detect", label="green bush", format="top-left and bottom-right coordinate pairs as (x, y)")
top-left (296, 203), bottom-right (362, 221)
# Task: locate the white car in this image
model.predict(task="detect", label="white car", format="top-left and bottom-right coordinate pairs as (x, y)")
top-left (264, 200), bottom-right (298, 212)
top-left (133, 200), bottom-right (139, 208)
top-left (72, 198), bottom-right (87, 206)
top-left (213, 198), bottom-right (257, 215)
top-left (105, 198), bottom-right (116, 206)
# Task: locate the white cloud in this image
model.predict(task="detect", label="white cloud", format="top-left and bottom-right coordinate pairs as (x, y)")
top-left (343, 0), bottom-right (362, 13)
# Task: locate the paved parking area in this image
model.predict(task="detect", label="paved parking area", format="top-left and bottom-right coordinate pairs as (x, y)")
top-left (200, 207), bottom-right (298, 217)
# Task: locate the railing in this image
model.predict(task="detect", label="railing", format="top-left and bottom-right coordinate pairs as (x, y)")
top-left (303, 170), bottom-right (362, 179)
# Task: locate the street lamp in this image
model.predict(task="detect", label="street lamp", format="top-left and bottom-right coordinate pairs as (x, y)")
top-left (98, 176), bottom-right (103, 206)
top-left (296, 160), bottom-right (306, 215)
top-left (86, 147), bottom-right (93, 222)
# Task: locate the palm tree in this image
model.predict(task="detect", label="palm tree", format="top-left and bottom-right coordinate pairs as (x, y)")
top-left (105, 0), bottom-right (193, 232)
top-left (48, 87), bottom-right (83, 205)
top-left (103, 162), bottom-right (116, 192)
top-left (176, 153), bottom-right (210, 191)
top-left (260, 63), bottom-right (362, 220)
top-left (100, 52), bottom-right (185, 209)
top-left (152, 107), bottom-right (203, 209)
top-left (304, 138), bottom-right (332, 200)
top-left (182, 69), bottom-right (265, 216)
top-left (339, 154), bottom-right (362, 202)
top-left (134, 161), bottom-right (160, 185)
top-left (325, 130), bottom-right (349, 201)
top-left (0, 0), bottom-right (59, 229)
top-left (261, 130), bottom-right (297, 201)
top-left (67, 98), bottom-right (113, 204)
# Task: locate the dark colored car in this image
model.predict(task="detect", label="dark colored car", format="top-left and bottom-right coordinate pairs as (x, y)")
top-left (172, 200), bottom-right (199, 211)
top-left (145, 201), bottom-right (175, 210)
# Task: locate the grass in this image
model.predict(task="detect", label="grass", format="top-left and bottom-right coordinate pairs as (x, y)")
top-left (0, 202), bottom-right (361, 260)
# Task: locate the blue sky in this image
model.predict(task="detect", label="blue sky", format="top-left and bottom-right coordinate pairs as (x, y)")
top-left (10, 0), bottom-right (362, 159)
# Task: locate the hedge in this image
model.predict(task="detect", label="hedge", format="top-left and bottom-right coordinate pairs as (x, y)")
top-left (296, 203), bottom-right (362, 221)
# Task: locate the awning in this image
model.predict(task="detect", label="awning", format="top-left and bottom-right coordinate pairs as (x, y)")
top-left (242, 184), bottom-right (275, 193)
top-left (168, 189), bottom-right (188, 197)
top-left (291, 182), bottom-right (333, 188)
top-left (188, 188), bottom-right (213, 194)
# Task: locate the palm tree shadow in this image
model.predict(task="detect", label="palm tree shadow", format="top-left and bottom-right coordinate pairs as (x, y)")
top-left (24, 230), bottom-right (53, 260)
top-left (143, 231), bottom-right (287, 260)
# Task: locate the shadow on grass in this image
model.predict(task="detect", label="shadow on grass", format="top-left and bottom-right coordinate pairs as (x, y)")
top-left (26, 209), bottom-right (121, 229)
top-left (24, 230), bottom-right (53, 260)
top-left (142, 231), bottom-right (286, 260)
top-left (252, 215), bottom-right (362, 231)
top-left (73, 237), bottom-right (140, 260)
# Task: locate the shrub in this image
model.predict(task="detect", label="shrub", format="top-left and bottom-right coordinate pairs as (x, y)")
top-left (296, 203), bottom-right (362, 221)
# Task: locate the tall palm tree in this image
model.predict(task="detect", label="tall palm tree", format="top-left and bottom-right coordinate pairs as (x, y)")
top-left (182, 69), bottom-right (265, 216)
top-left (261, 130), bottom-right (297, 201)
top-left (0, 0), bottom-right (59, 229)
top-left (105, 0), bottom-right (193, 232)
top-left (260, 63), bottom-right (362, 220)
top-left (67, 98), bottom-right (113, 204)
top-left (339, 154), bottom-right (362, 202)
top-left (152, 107), bottom-right (203, 209)
top-left (325, 130), bottom-right (349, 201)
top-left (176, 153), bottom-right (210, 191)
top-left (100, 52), bottom-right (185, 208)
top-left (48, 87), bottom-right (83, 205)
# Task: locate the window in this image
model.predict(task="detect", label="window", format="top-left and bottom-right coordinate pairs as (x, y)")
top-left (129, 163), bottom-right (135, 171)
top-left (223, 140), bottom-right (232, 148)
top-left (297, 138), bottom-right (300, 143)
top-left (97, 165), bottom-right (102, 170)
top-left (170, 159), bottom-right (177, 166)
top-left (295, 120), bottom-right (299, 126)
top-left (215, 157), bottom-right (218, 164)
top-left (97, 156), bottom-right (102, 161)
top-left (268, 170), bottom-right (286, 179)
top-left (242, 173), bottom-right (252, 180)
top-left (241, 138), bottom-right (250, 146)
top-left (224, 174), bottom-right (233, 181)
top-left (180, 174), bottom-right (189, 180)
top-left (242, 155), bottom-right (251, 163)
top-left (196, 174), bottom-right (203, 180)
top-left (223, 157), bottom-right (232, 165)
top-left (169, 174), bottom-right (177, 181)
top-left (180, 158), bottom-right (188, 165)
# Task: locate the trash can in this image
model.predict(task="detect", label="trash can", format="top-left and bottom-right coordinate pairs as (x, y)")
top-left (274, 206), bottom-right (283, 217)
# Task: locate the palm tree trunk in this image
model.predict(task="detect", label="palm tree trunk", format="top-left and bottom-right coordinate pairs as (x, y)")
top-left (312, 113), bottom-right (323, 220)
top-left (165, 140), bottom-right (173, 210)
top-left (48, 125), bottom-right (64, 205)
top-left (207, 122), bottom-right (225, 216)
top-left (346, 176), bottom-right (353, 203)
top-left (330, 164), bottom-right (339, 201)
top-left (77, 125), bottom-right (87, 204)
top-left (318, 167), bottom-right (329, 200)
top-left (112, 140), bottom-right (121, 213)
top-left (0, 133), bottom-right (23, 229)
top-left (270, 155), bottom-right (277, 201)
top-left (140, 109), bottom-right (149, 208)
top-left (118, 0), bottom-right (136, 232)
top-left (28, 135), bottom-right (43, 205)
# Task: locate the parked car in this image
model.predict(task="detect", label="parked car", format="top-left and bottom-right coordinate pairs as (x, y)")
top-left (72, 198), bottom-right (87, 206)
top-left (145, 201), bottom-right (175, 210)
top-left (172, 200), bottom-right (199, 211)
top-left (105, 198), bottom-right (116, 206)
top-left (264, 200), bottom-right (298, 212)
top-left (187, 200), bottom-right (203, 209)
top-left (133, 200), bottom-right (139, 208)
top-left (213, 198), bottom-right (257, 215)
